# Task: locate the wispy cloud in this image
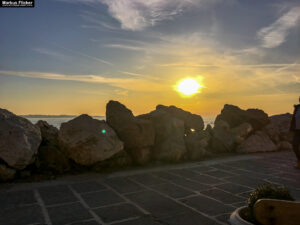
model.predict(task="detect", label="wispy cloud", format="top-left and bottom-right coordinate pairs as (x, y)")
top-left (257, 6), bottom-right (300, 48)
top-left (0, 70), bottom-right (167, 92)
top-left (33, 48), bottom-right (68, 61)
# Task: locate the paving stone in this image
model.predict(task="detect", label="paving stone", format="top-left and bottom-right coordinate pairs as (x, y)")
top-left (128, 173), bottom-right (166, 186)
top-left (126, 190), bottom-right (190, 218)
top-left (94, 203), bottom-right (144, 223)
top-left (225, 176), bottom-right (270, 188)
top-left (170, 177), bottom-right (211, 191)
top-left (81, 190), bottom-right (124, 208)
top-left (190, 166), bottom-right (216, 173)
top-left (38, 185), bottom-right (77, 206)
top-left (212, 164), bottom-right (238, 173)
top-left (70, 221), bottom-right (101, 225)
top-left (0, 190), bottom-right (36, 209)
top-left (186, 174), bottom-right (223, 185)
top-left (161, 211), bottom-right (222, 225)
top-left (151, 171), bottom-right (182, 181)
top-left (112, 216), bottom-right (162, 225)
top-left (105, 177), bottom-right (144, 194)
top-left (238, 191), bottom-right (252, 199)
top-left (215, 183), bottom-right (252, 194)
top-left (204, 170), bottom-right (236, 178)
top-left (215, 213), bottom-right (230, 225)
top-left (180, 195), bottom-right (234, 216)
top-left (0, 204), bottom-right (44, 225)
top-left (150, 183), bottom-right (194, 199)
top-left (201, 189), bottom-right (245, 204)
top-left (232, 201), bottom-right (247, 208)
top-left (47, 202), bottom-right (92, 225)
top-left (71, 181), bottom-right (106, 193)
top-left (167, 169), bottom-right (201, 178)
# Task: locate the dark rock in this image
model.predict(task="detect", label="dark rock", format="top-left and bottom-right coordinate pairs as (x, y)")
top-left (185, 130), bottom-right (211, 160)
top-left (211, 120), bottom-right (236, 153)
top-left (106, 101), bottom-right (155, 164)
top-left (156, 105), bottom-right (204, 132)
top-left (264, 113), bottom-right (293, 143)
top-left (237, 131), bottom-right (278, 153)
top-left (59, 114), bottom-right (124, 166)
top-left (0, 164), bottom-right (16, 181)
top-left (139, 109), bottom-right (187, 162)
top-left (36, 121), bottom-right (70, 173)
top-left (0, 108), bottom-right (41, 170)
top-left (215, 104), bottom-right (269, 131)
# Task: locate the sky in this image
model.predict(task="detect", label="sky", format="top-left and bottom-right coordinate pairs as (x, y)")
top-left (0, 0), bottom-right (299, 116)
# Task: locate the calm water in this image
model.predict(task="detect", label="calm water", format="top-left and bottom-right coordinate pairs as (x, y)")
top-left (24, 116), bottom-right (215, 129)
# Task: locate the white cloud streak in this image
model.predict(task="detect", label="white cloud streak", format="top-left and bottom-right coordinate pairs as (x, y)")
top-left (257, 6), bottom-right (300, 48)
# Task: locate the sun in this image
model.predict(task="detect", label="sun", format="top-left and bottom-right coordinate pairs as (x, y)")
top-left (176, 78), bottom-right (202, 96)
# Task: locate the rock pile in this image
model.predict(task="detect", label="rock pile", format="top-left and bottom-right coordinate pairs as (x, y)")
top-left (0, 102), bottom-right (294, 182)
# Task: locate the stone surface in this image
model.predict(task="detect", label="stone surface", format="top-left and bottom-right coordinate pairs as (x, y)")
top-left (237, 131), bottom-right (278, 153)
top-left (0, 151), bottom-right (299, 225)
top-left (59, 114), bottom-right (124, 166)
top-left (231, 122), bottom-right (253, 144)
top-left (0, 108), bottom-right (41, 170)
top-left (0, 164), bottom-right (16, 181)
top-left (156, 104), bottom-right (204, 132)
top-left (139, 109), bottom-right (186, 162)
top-left (215, 104), bottom-right (269, 130)
top-left (264, 113), bottom-right (293, 143)
top-left (36, 120), bottom-right (70, 173)
top-left (211, 120), bottom-right (236, 152)
top-left (184, 130), bottom-right (211, 160)
top-left (106, 101), bottom-right (155, 164)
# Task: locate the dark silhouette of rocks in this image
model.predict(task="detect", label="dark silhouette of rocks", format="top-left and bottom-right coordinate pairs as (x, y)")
top-left (106, 100), bottom-right (155, 164)
top-left (0, 103), bottom-right (294, 182)
top-left (59, 114), bottom-right (124, 166)
top-left (0, 108), bottom-right (41, 170)
top-left (215, 104), bottom-right (269, 131)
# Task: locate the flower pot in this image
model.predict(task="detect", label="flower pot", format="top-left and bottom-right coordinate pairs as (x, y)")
top-left (229, 206), bottom-right (254, 225)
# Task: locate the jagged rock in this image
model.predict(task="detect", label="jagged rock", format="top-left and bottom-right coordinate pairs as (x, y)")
top-left (0, 164), bottom-right (16, 181)
top-left (185, 130), bottom-right (211, 160)
top-left (59, 114), bottom-right (124, 166)
top-left (36, 121), bottom-right (70, 173)
top-left (139, 109), bottom-right (187, 162)
top-left (211, 120), bottom-right (236, 152)
top-left (106, 101), bottom-right (155, 164)
top-left (278, 141), bottom-right (293, 151)
top-left (0, 108), bottom-right (41, 170)
top-left (237, 131), bottom-right (278, 153)
top-left (215, 104), bottom-right (269, 130)
top-left (156, 105), bottom-right (204, 132)
top-left (231, 123), bottom-right (253, 144)
top-left (264, 113), bottom-right (293, 143)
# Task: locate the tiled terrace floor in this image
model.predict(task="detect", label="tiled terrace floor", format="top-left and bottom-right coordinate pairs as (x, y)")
top-left (1, 151), bottom-right (299, 225)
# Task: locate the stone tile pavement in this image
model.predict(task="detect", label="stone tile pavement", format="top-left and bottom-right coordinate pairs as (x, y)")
top-left (0, 151), bottom-right (300, 225)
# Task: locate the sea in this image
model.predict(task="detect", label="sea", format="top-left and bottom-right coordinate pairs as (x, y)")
top-left (23, 116), bottom-right (215, 129)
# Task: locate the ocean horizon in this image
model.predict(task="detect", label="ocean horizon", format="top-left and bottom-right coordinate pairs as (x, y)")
top-left (22, 115), bottom-right (215, 129)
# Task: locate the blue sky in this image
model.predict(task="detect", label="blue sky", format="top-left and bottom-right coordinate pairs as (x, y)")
top-left (0, 0), bottom-right (299, 115)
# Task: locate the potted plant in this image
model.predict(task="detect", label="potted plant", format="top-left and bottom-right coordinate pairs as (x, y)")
top-left (229, 184), bottom-right (295, 225)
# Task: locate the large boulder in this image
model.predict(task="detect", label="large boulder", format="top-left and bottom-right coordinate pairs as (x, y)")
top-left (156, 105), bottom-right (204, 133)
top-left (106, 101), bottom-right (155, 164)
top-left (237, 131), bottom-right (278, 153)
top-left (211, 120), bottom-right (236, 153)
top-left (0, 164), bottom-right (16, 181)
top-left (215, 104), bottom-right (269, 131)
top-left (264, 113), bottom-right (293, 144)
top-left (0, 109), bottom-right (41, 170)
top-left (59, 114), bottom-right (124, 166)
top-left (138, 109), bottom-right (187, 162)
top-left (184, 130), bottom-right (211, 160)
top-left (36, 121), bottom-right (70, 173)
top-left (231, 122), bottom-right (253, 144)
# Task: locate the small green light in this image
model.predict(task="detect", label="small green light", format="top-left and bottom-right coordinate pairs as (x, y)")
top-left (101, 129), bottom-right (106, 134)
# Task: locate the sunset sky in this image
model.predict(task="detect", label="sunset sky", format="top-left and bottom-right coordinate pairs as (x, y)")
top-left (0, 0), bottom-right (299, 116)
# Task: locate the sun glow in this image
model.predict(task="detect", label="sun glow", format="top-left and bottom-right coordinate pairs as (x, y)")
top-left (176, 78), bottom-right (202, 96)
